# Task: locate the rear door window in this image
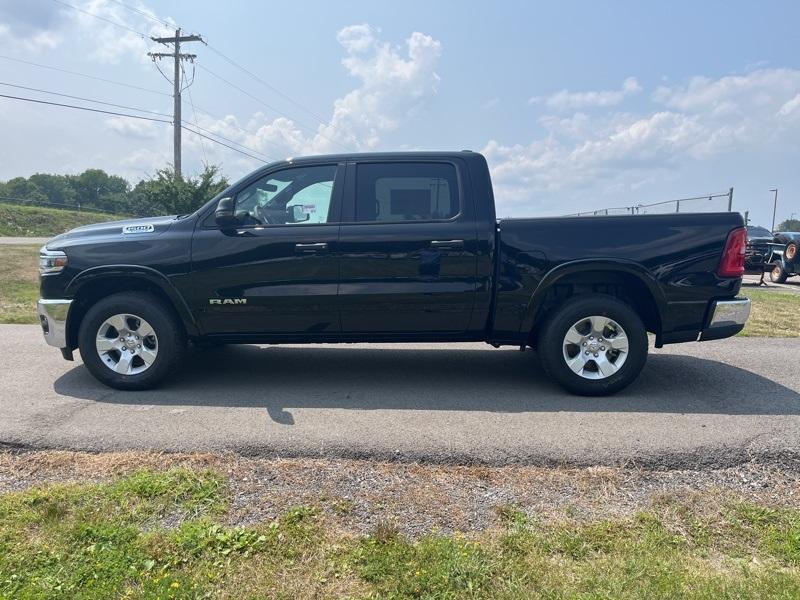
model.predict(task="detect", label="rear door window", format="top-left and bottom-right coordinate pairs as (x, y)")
top-left (354, 162), bottom-right (459, 223)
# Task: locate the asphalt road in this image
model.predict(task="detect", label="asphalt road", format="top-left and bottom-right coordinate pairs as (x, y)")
top-left (0, 237), bottom-right (49, 245)
top-left (2, 324), bottom-right (799, 468)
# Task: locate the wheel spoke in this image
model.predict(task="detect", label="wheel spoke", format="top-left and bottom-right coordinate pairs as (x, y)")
top-left (566, 354), bottom-right (586, 374)
top-left (113, 352), bottom-right (134, 374)
top-left (95, 337), bottom-right (119, 353)
top-left (134, 320), bottom-right (155, 338)
top-left (595, 355), bottom-right (618, 377)
top-left (139, 346), bottom-right (157, 366)
top-left (590, 316), bottom-right (611, 337)
top-left (564, 326), bottom-right (584, 346)
top-left (608, 333), bottom-right (629, 352)
top-left (105, 314), bottom-right (129, 334)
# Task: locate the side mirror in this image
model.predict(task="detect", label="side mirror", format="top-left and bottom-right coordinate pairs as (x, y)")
top-left (288, 205), bottom-right (311, 223)
top-left (215, 197), bottom-right (240, 228)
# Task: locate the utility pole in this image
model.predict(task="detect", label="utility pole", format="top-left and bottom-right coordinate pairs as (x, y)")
top-left (148, 29), bottom-right (204, 178)
top-left (770, 188), bottom-right (778, 232)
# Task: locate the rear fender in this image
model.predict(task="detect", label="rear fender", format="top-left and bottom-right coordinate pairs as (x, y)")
top-left (518, 259), bottom-right (668, 338)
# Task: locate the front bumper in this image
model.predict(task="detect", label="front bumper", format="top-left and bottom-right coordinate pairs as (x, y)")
top-left (699, 298), bottom-right (751, 341)
top-left (37, 299), bottom-right (72, 349)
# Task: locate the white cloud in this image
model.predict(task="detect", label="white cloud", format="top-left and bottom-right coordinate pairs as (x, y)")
top-left (105, 116), bottom-right (163, 139)
top-left (778, 93), bottom-right (800, 117)
top-left (184, 24), bottom-right (443, 165)
top-left (487, 68), bottom-right (800, 216)
top-left (0, 0), bottom-right (176, 63)
top-left (532, 77), bottom-right (642, 111)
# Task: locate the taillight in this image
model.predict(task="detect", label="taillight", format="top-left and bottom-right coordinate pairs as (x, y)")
top-left (718, 227), bottom-right (747, 277)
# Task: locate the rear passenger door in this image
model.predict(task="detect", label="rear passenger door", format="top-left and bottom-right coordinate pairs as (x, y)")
top-left (337, 159), bottom-right (479, 334)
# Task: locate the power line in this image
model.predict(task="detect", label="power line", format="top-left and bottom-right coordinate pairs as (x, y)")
top-left (0, 82), bottom-right (170, 118)
top-left (197, 63), bottom-right (350, 152)
top-left (182, 126), bottom-right (268, 163)
top-left (0, 91), bottom-right (275, 165)
top-left (205, 44), bottom-right (330, 130)
top-left (106, 0), bottom-right (175, 29)
top-left (182, 63), bottom-right (207, 165)
top-left (49, 0), bottom-right (149, 38)
top-left (0, 55), bottom-right (169, 97)
top-left (182, 100), bottom-right (289, 154)
top-left (0, 92), bottom-right (172, 124)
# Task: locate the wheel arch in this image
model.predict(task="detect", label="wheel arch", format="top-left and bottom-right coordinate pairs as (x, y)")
top-left (520, 259), bottom-right (667, 346)
top-left (64, 265), bottom-right (199, 349)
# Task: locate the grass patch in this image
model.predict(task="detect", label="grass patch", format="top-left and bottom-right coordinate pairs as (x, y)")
top-left (0, 203), bottom-right (119, 237)
top-left (740, 289), bottom-right (800, 337)
top-left (2, 467), bottom-right (800, 598)
top-left (0, 245), bottom-right (39, 324)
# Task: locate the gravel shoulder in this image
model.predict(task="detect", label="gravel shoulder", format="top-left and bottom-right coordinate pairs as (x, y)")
top-left (2, 450), bottom-right (799, 537)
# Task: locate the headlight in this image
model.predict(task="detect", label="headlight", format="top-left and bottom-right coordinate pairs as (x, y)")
top-left (39, 248), bottom-right (68, 275)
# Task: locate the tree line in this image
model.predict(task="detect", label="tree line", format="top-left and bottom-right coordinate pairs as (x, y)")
top-left (1, 166), bottom-right (798, 231)
top-left (0, 166), bottom-right (229, 217)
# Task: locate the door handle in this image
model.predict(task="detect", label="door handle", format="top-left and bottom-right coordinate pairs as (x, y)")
top-left (294, 242), bottom-right (328, 253)
top-left (430, 239), bottom-right (464, 249)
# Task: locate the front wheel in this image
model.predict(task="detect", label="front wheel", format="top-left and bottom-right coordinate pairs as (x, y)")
top-left (77, 292), bottom-right (187, 390)
top-left (536, 294), bottom-right (648, 396)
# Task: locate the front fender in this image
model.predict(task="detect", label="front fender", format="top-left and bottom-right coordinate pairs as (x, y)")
top-left (517, 259), bottom-right (668, 336)
top-left (65, 265), bottom-right (199, 336)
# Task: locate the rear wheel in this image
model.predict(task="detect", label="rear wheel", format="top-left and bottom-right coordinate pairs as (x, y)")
top-left (770, 264), bottom-right (788, 283)
top-left (536, 294), bottom-right (648, 396)
top-left (78, 292), bottom-right (186, 390)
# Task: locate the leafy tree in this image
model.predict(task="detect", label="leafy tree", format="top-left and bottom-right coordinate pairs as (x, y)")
top-left (28, 173), bottom-right (77, 206)
top-left (3, 177), bottom-right (47, 203)
top-left (68, 169), bottom-right (129, 210)
top-left (132, 165), bottom-right (229, 215)
top-left (777, 219), bottom-right (800, 232)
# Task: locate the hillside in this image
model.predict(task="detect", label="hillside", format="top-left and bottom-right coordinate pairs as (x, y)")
top-left (0, 203), bottom-right (121, 237)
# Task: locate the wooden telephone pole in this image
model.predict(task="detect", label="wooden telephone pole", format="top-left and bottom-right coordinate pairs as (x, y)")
top-left (148, 29), bottom-right (204, 177)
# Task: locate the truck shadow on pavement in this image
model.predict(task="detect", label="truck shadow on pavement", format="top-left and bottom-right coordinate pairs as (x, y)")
top-left (53, 345), bottom-right (800, 425)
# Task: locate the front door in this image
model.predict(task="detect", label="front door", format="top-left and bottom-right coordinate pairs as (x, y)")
top-left (190, 163), bottom-right (344, 336)
top-left (337, 159), bottom-right (479, 334)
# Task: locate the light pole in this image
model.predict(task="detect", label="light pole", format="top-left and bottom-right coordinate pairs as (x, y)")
top-left (770, 188), bottom-right (778, 232)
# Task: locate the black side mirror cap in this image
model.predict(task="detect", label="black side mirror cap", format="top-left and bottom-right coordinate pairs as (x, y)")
top-left (215, 197), bottom-right (240, 227)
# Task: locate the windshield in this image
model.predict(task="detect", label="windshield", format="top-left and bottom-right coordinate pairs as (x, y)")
top-left (747, 226), bottom-right (772, 238)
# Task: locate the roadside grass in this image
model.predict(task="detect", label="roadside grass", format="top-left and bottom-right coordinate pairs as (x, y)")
top-left (1, 467), bottom-right (799, 598)
top-left (740, 289), bottom-right (800, 337)
top-left (0, 245), bottom-right (39, 324)
top-left (0, 203), bottom-right (119, 237)
top-left (1, 242), bottom-right (798, 335)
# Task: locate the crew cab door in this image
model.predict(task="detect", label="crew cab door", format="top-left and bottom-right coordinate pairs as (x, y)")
top-left (189, 163), bottom-right (344, 335)
top-left (337, 159), bottom-right (479, 334)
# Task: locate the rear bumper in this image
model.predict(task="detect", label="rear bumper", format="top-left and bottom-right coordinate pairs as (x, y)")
top-left (698, 298), bottom-right (750, 341)
top-left (37, 298), bottom-right (72, 349)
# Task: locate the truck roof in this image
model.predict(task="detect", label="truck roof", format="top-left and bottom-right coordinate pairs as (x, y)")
top-left (282, 150), bottom-right (479, 165)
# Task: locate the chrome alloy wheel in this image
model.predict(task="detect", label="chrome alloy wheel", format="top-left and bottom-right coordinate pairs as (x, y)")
top-left (562, 315), bottom-right (629, 380)
top-left (95, 313), bottom-right (158, 375)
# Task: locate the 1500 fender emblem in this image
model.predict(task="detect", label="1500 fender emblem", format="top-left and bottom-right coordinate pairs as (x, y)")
top-left (209, 298), bottom-right (247, 305)
top-left (122, 224), bottom-right (155, 234)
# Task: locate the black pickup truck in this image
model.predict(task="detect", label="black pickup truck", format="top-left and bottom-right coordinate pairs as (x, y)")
top-left (37, 151), bottom-right (750, 395)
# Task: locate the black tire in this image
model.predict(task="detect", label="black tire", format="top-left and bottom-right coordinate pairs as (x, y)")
top-left (536, 294), bottom-right (648, 396)
top-left (78, 291), bottom-right (186, 390)
top-left (770, 264), bottom-right (788, 284)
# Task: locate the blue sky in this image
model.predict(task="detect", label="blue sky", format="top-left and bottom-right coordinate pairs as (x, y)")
top-left (0, 0), bottom-right (798, 226)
